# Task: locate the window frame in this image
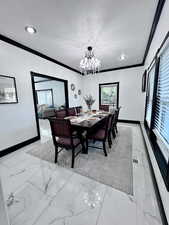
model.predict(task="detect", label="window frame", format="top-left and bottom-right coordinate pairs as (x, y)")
top-left (99, 82), bottom-right (119, 108)
top-left (144, 40), bottom-right (169, 191)
top-left (144, 61), bottom-right (156, 129)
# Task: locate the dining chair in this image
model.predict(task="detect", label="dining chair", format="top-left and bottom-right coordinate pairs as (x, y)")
top-left (55, 109), bottom-right (67, 118)
top-left (76, 106), bottom-right (82, 114)
top-left (111, 111), bottom-right (116, 138)
top-left (107, 114), bottom-right (115, 147)
top-left (67, 107), bottom-right (76, 116)
top-left (86, 115), bottom-right (111, 156)
top-left (99, 105), bottom-right (109, 112)
top-left (114, 106), bottom-right (121, 133)
top-left (49, 118), bottom-right (84, 168)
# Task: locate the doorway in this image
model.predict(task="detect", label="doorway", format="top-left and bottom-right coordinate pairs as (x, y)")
top-left (31, 71), bottom-right (69, 142)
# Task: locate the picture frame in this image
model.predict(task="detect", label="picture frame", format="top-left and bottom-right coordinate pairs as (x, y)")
top-left (0, 75), bottom-right (18, 104)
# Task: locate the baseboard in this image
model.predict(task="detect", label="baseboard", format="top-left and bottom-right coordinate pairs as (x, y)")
top-left (118, 119), bottom-right (140, 124)
top-left (0, 136), bottom-right (40, 158)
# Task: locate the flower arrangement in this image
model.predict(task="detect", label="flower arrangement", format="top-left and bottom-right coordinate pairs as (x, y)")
top-left (84, 94), bottom-right (95, 111)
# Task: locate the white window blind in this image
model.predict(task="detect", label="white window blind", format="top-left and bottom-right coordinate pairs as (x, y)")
top-left (146, 64), bottom-right (156, 127)
top-left (153, 45), bottom-right (169, 160)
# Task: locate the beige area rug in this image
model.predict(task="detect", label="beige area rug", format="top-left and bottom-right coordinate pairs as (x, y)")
top-left (27, 126), bottom-right (133, 195)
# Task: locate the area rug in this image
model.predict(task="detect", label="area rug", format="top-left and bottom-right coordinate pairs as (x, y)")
top-left (27, 126), bottom-right (133, 195)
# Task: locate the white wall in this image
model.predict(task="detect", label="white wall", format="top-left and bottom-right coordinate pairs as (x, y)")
top-left (0, 41), bottom-right (82, 151)
top-left (35, 80), bottom-right (66, 108)
top-left (82, 67), bottom-right (145, 121)
top-left (144, 1), bottom-right (169, 223)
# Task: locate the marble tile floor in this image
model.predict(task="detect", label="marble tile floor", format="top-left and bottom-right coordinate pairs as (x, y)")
top-left (39, 119), bottom-right (52, 143)
top-left (0, 124), bottom-right (163, 225)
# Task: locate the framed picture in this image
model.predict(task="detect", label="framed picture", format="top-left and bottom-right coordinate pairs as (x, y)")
top-left (142, 70), bottom-right (147, 92)
top-left (99, 82), bottom-right (119, 108)
top-left (0, 75), bottom-right (18, 104)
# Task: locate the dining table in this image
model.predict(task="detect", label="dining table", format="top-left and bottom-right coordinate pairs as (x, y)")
top-left (64, 110), bottom-right (113, 154)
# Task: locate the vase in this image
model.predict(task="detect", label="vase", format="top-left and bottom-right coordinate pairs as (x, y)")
top-left (87, 105), bottom-right (92, 112)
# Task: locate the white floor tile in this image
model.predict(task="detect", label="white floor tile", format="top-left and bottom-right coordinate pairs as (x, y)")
top-left (0, 124), bottom-right (163, 225)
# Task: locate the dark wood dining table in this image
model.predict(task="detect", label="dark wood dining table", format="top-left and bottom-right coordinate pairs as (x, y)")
top-left (64, 111), bottom-right (112, 154)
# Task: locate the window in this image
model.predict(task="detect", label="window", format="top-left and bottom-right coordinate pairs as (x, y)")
top-left (99, 82), bottom-right (119, 108)
top-left (145, 64), bottom-right (156, 127)
top-left (153, 45), bottom-right (169, 162)
top-left (144, 38), bottom-right (169, 191)
top-left (36, 89), bottom-right (54, 107)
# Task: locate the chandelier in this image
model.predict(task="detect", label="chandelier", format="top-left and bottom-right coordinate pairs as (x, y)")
top-left (80, 46), bottom-right (101, 75)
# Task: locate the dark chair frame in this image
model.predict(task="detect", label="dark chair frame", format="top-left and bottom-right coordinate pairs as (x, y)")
top-left (55, 109), bottom-right (67, 118)
top-left (67, 107), bottom-right (76, 116)
top-left (107, 113), bottom-right (116, 147)
top-left (86, 115), bottom-right (111, 156)
top-left (76, 106), bottom-right (82, 114)
top-left (114, 107), bottom-right (121, 134)
top-left (49, 118), bottom-right (84, 168)
top-left (99, 105), bottom-right (109, 112)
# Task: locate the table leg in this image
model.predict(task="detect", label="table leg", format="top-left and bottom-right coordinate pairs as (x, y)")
top-left (77, 130), bottom-right (88, 154)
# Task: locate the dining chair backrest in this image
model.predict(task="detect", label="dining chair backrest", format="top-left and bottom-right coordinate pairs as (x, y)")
top-left (108, 114), bottom-right (115, 130)
top-left (99, 115), bottom-right (111, 140)
top-left (111, 113), bottom-right (116, 126)
top-left (67, 107), bottom-right (76, 116)
top-left (49, 118), bottom-right (72, 138)
top-left (115, 106), bottom-right (121, 123)
top-left (76, 106), bottom-right (82, 114)
top-left (55, 109), bottom-right (67, 118)
top-left (104, 115), bottom-right (112, 139)
top-left (99, 105), bottom-right (109, 112)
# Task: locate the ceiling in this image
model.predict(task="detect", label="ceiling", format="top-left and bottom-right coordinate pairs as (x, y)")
top-left (0, 0), bottom-right (158, 72)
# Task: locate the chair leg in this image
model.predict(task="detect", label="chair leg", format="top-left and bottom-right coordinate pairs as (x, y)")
top-left (103, 141), bottom-right (107, 157)
top-left (108, 131), bottom-right (112, 148)
top-left (115, 124), bottom-right (118, 133)
top-left (112, 128), bottom-right (116, 138)
top-left (79, 133), bottom-right (86, 154)
top-left (71, 147), bottom-right (75, 168)
top-left (54, 145), bottom-right (58, 163)
top-left (85, 138), bottom-right (89, 154)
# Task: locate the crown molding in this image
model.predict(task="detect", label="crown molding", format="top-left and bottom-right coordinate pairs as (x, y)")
top-left (142, 0), bottom-right (166, 65)
top-left (99, 63), bottom-right (144, 73)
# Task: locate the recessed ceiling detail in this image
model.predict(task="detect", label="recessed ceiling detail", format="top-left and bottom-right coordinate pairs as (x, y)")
top-left (25, 26), bottom-right (37, 34)
top-left (119, 54), bottom-right (126, 61)
top-left (0, 0), bottom-right (160, 72)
